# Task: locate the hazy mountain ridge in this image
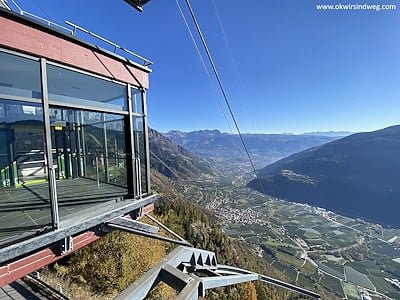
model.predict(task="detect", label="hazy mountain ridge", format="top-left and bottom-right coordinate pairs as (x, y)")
top-left (301, 131), bottom-right (354, 137)
top-left (248, 125), bottom-right (400, 227)
top-left (164, 129), bottom-right (339, 169)
top-left (149, 128), bottom-right (212, 179)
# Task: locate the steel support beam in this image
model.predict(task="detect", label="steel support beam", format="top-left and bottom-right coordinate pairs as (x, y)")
top-left (107, 223), bottom-right (191, 246)
top-left (106, 216), bottom-right (159, 234)
top-left (116, 246), bottom-right (321, 300)
top-left (217, 265), bottom-right (321, 299)
top-left (115, 247), bottom-right (186, 300)
top-left (259, 274), bottom-right (321, 299)
top-left (176, 278), bottom-right (202, 300)
top-left (202, 273), bottom-right (258, 289)
top-left (146, 214), bottom-right (190, 245)
top-left (160, 264), bottom-right (193, 291)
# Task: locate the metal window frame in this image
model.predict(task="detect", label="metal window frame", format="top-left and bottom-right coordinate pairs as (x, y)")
top-left (0, 48), bottom-right (58, 228)
top-left (142, 89), bottom-right (151, 194)
top-left (0, 47), bottom-right (40, 61)
top-left (0, 48), bottom-right (43, 104)
top-left (48, 100), bottom-right (129, 116)
top-left (0, 94), bottom-right (41, 104)
top-left (46, 60), bottom-right (127, 87)
top-left (125, 84), bottom-right (137, 197)
top-left (40, 58), bottom-right (60, 230)
top-left (130, 86), bottom-right (144, 115)
top-left (128, 86), bottom-right (150, 196)
top-left (46, 61), bottom-right (130, 115)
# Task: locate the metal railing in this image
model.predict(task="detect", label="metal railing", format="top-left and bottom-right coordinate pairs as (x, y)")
top-left (65, 21), bottom-right (153, 67)
top-left (6, 0), bottom-right (153, 67)
top-left (8, 0), bottom-right (73, 34)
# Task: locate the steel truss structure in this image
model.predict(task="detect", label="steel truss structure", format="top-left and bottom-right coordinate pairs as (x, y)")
top-left (115, 245), bottom-right (321, 300)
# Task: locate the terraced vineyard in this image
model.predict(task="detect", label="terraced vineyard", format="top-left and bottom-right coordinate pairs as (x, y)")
top-left (176, 174), bottom-right (400, 299)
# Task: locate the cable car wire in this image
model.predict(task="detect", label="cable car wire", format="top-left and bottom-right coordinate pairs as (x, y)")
top-left (175, 0), bottom-right (236, 137)
top-left (181, 0), bottom-right (266, 193)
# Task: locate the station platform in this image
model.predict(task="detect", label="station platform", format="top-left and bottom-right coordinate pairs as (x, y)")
top-left (0, 178), bottom-right (127, 247)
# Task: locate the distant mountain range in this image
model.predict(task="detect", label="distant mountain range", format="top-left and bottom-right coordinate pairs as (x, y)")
top-left (164, 130), bottom-right (339, 169)
top-left (248, 125), bottom-right (400, 227)
top-left (301, 131), bottom-right (354, 137)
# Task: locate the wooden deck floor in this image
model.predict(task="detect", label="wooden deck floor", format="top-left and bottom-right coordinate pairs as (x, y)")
top-left (0, 178), bottom-right (127, 247)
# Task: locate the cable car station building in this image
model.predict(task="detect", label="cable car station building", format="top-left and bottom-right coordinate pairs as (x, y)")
top-left (0, 6), bottom-right (156, 285)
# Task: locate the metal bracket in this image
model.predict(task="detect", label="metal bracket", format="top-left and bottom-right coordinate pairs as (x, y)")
top-left (106, 216), bottom-right (159, 234)
top-left (104, 217), bottom-right (191, 247)
top-left (59, 236), bottom-right (73, 255)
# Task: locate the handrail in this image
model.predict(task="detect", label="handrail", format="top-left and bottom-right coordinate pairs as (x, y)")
top-left (6, 1), bottom-right (153, 67)
top-left (22, 11), bottom-right (73, 34)
top-left (65, 21), bottom-right (153, 67)
top-left (8, 0), bottom-right (73, 34)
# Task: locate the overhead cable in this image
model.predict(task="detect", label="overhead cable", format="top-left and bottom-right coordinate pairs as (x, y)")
top-left (180, 0), bottom-right (266, 193)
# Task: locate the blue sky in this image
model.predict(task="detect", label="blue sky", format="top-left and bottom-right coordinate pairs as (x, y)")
top-left (15, 0), bottom-right (400, 133)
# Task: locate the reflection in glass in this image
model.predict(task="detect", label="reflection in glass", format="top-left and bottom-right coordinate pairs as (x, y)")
top-left (49, 107), bottom-right (128, 220)
top-left (0, 99), bottom-right (51, 247)
top-left (105, 114), bottom-right (127, 186)
top-left (0, 51), bottom-right (42, 99)
top-left (47, 65), bottom-right (127, 112)
top-left (131, 88), bottom-right (143, 114)
top-left (133, 116), bottom-right (148, 194)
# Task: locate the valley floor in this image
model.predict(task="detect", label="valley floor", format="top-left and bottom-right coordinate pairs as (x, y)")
top-left (175, 172), bottom-right (400, 300)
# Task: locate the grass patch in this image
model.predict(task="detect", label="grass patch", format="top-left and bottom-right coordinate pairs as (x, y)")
top-left (342, 282), bottom-right (360, 300)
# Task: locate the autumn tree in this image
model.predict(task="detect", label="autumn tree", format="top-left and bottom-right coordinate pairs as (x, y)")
top-left (240, 282), bottom-right (258, 300)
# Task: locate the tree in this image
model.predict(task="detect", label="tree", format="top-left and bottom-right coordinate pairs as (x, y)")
top-left (240, 282), bottom-right (258, 300)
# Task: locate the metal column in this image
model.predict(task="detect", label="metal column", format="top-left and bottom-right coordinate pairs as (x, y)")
top-left (79, 111), bottom-right (87, 177)
top-left (40, 58), bottom-right (59, 229)
top-left (75, 111), bottom-right (83, 177)
top-left (102, 113), bottom-right (109, 182)
top-left (125, 85), bottom-right (137, 197)
top-left (141, 89), bottom-right (151, 194)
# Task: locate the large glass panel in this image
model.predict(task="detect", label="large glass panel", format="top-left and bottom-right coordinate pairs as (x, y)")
top-left (0, 51), bottom-right (41, 99)
top-left (49, 107), bottom-right (128, 220)
top-left (105, 114), bottom-right (127, 186)
top-left (133, 116), bottom-right (148, 195)
top-left (0, 99), bottom-right (51, 247)
top-left (131, 88), bottom-right (143, 114)
top-left (47, 64), bottom-right (127, 112)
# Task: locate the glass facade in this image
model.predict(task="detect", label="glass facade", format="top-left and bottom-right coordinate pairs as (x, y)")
top-left (0, 49), bottom-right (150, 247)
top-left (0, 51), bottom-right (52, 246)
top-left (0, 52), bottom-right (42, 99)
top-left (131, 88), bottom-right (148, 195)
top-left (47, 64), bottom-right (127, 112)
top-left (132, 88), bottom-right (143, 114)
top-left (133, 115), bottom-right (148, 194)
